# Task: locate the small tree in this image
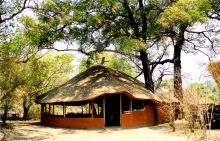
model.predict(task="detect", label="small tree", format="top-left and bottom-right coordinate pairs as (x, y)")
top-left (0, 52), bottom-right (26, 123)
top-left (20, 52), bottom-right (74, 120)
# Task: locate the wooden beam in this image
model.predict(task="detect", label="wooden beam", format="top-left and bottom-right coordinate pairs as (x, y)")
top-left (103, 95), bottom-right (105, 125)
top-left (130, 98), bottom-right (133, 111)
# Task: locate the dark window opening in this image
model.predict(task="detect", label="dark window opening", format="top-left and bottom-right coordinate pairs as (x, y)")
top-left (122, 94), bottom-right (130, 114)
top-left (93, 96), bottom-right (103, 118)
top-left (132, 99), bottom-right (144, 111)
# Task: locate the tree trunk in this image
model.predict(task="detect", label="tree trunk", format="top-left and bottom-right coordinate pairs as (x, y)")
top-left (173, 25), bottom-right (187, 102)
top-left (140, 50), bottom-right (154, 93)
top-left (22, 99), bottom-right (31, 120)
top-left (173, 44), bottom-right (183, 101)
top-left (2, 108), bottom-right (8, 124)
top-left (2, 99), bottom-right (10, 124)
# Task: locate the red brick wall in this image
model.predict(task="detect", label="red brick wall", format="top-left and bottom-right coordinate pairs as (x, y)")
top-left (41, 117), bottom-right (105, 128)
top-left (121, 105), bottom-right (155, 128)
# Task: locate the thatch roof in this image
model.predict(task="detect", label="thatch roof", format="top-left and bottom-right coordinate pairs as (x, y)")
top-left (36, 65), bottom-right (161, 104)
top-left (208, 61), bottom-right (220, 89)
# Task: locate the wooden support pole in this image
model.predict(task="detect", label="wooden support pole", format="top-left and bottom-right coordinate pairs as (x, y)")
top-left (45, 104), bottom-right (48, 115)
top-left (120, 94), bottom-right (122, 115)
top-left (45, 104), bottom-right (47, 115)
top-left (41, 104), bottom-right (43, 116)
top-left (92, 99), bottom-right (94, 118)
top-left (49, 104), bottom-right (51, 116)
top-left (103, 95), bottom-right (105, 125)
top-left (44, 104), bottom-right (46, 115)
top-left (120, 94), bottom-right (122, 126)
top-left (98, 104), bottom-right (99, 115)
top-left (53, 104), bottom-right (55, 116)
top-left (63, 103), bottom-right (66, 118)
top-left (89, 102), bottom-right (91, 114)
top-left (130, 98), bottom-right (133, 111)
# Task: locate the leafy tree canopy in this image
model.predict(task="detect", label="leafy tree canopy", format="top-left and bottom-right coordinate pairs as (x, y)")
top-left (78, 52), bottom-right (135, 77)
top-left (186, 81), bottom-right (218, 97)
top-left (158, 0), bottom-right (211, 29)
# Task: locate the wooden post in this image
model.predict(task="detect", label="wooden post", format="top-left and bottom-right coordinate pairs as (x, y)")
top-left (92, 99), bottom-right (94, 118)
top-left (103, 95), bottom-right (105, 125)
top-left (44, 104), bottom-right (46, 115)
top-left (130, 98), bottom-right (133, 111)
top-left (49, 104), bottom-right (51, 116)
top-left (89, 102), bottom-right (91, 114)
top-left (120, 94), bottom-right (122, 126)
top-left (45, 104), bottom-right (48, 115)
top-left (41, 104), bottom-right (43, 116)
top-left (63, 103), bottom-right (66, 118)
top-left (98, 104), bottom-right (99, 115)
top-left (53, 104), bottom-right (55, 116)
top-left (45, 104), bottom-right (47, 115)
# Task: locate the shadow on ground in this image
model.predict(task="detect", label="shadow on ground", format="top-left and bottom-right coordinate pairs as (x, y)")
top-left (13, 131), bottom-right (51, 141)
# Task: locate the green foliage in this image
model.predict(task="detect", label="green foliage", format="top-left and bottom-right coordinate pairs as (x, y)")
top-left (159, 79), bottom-right (173, 90)
top-left (78, 52), bottom-right (135, 77)
top-left (158, 0), bottom-right (211, 29)
top-left (18, 52), bottom-right (74, 119)
top-left (21, 0), bottom-right (215, 95)
top-left (0, 28), bottom-right (74, 119)
top-left (0, 55), bottom-right (25, 112)
top-left (39, 52), bottom-right (74, 86)
top-left (24, 0), bottom-right (163, 54)
top-left (186, 81), bottom-right (218, 97)
top-left (28, 104), bottom-right (41, 120)
top-left (114, 37), bottom-right (147, 53)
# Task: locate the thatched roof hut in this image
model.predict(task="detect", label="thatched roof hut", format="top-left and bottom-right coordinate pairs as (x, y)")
top-left (208, 61), bottom-right (220, 89)
top-left (36, 65), bottom-right (160, 104)
top-left (36, 65), bottom-right (168, 128)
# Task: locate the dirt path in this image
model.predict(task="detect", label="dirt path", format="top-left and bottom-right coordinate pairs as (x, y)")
top-left (1, 121), bottom-right (220, 141)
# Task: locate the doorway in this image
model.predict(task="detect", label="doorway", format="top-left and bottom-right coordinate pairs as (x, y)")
top-left (105, 94), bottom-right (120, 126)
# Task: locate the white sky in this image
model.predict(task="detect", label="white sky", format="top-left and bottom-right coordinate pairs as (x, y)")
top-left (181, 52), bottom-right (213, 86)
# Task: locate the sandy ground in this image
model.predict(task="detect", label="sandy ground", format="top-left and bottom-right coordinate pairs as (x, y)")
top-left (1, 120), bottom-right (220, 141)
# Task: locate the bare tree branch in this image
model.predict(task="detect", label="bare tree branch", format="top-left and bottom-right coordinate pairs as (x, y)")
top-left (0, 0), bottom-right (28, 24)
